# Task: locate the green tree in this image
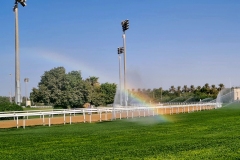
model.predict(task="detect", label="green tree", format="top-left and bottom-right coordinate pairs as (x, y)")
top-left (84, 76), bottom-right (101, 106)
top-left (0, 96), bottom-right (10, 104)
top-left (85, 76), bottom-right (100, 87)
top-left (182, 85), bottom-right (189, 93)
top-left (151, 88), bottom-right (162, 102)
top-left (196, 86), bottom-right (201, 91)
top-left (218, 83), bottom-right (225, 91)
top-left (190, 85), bottom-right (195, 92)
top-left (0, 101), bottom-right (23, 120)
top-left (64, 71), bottom-right (85, 107)
top-left (177, 86), bottom-right (181, 96)
top-left (30, 67), bottom-right (86, 108)
top-left (100, 83), bottom-right (117, 105)
top-left (169, 85), bottom-right (176, 94)
top-left (210, 84), bottom-right (218, 98)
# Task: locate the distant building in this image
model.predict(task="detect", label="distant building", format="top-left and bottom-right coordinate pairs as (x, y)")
top-left (233, 88), bottom-right (240, 100)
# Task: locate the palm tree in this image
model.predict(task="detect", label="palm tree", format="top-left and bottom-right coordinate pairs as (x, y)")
top-left (218, 83), bottom-right (225, 91)
top-left (86, 76), bottom-right (99, 87)
top-left (196, 86), bottom-right (201, 91)
top-left (203, 83), bottom-right (210, 94)
top-left (177, 86), bottom-right (181, 96)
top-left (211, 84), bottom-right (218, 96)
top-left (182, 85), bottom-right (188, 93)
top-left (190, 85), bottom-right (195, 92)
top-left (204, 83), bottom-right (210, 89)
top-left (169, 85), bottom-right (176, 93)
top-left (211, 84), bottom-right (216, 89)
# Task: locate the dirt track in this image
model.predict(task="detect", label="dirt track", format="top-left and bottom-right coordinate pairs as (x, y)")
top-left (0, 106), bottom-right (215, 129)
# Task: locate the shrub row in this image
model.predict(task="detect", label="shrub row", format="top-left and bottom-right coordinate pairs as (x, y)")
top-left (0, 102), bottom-right (23, 120)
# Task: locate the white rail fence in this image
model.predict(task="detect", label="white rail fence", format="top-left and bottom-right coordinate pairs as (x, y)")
top-left (0, 103), bottom-right (220, 129)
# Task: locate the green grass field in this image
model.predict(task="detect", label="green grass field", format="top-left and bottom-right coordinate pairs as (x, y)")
top-left (0, 104), bottom-right (240, 160)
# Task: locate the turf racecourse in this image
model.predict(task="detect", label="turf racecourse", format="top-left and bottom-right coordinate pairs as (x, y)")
top-left (0, 104), bottom-right (239, 159)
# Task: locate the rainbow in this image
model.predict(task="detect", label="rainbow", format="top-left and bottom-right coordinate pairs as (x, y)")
top-left (22, 48), bottom-right (114, 83)
top-left (118, 88), bottom-right (175, 123)
top-left (23, 48), bottom-right (174, 123)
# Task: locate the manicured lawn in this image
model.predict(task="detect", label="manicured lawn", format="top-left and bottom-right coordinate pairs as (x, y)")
top-left (0, 104), bottom-right (240, 159)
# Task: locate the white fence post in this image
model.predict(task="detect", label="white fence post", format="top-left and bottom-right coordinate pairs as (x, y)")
top-left (23, 116), bottom-right (25, 129)
top-left (64, 113), bottom-right (65, 125)
top-left (16, 116), bottom-right (18, 128)
top-left (43, 114), bottom-right (45, 126)
top-left (105, 110), bottom-right (107, 121)
top-left (83, 110), bottom-right (86, 123)
top-left (49, 115), bottom-right (51, 127)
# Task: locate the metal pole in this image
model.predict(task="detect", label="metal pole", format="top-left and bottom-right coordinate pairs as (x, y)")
top-left (10, 74), bottom-right (12, 103)
top-left (24, 78), bottom-right (29, 106)
top-left (119, 54), bottom-right (122, 106)
top-left (14, 3), bottom-right (21, 105)
top-left (26, 80), bottom-right (28, 103)
top-left (25, 81), bottom-right (27, 105)
top-left (161, 87), bottom-right (162, 101)
top-left (123, 32), bottom-right (127, 106)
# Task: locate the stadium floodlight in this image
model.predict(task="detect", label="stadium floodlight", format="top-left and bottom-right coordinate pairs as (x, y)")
top-left (125, 20), bottom-right (129, 30)
top-left (17, 0), bottom-right (27, 7)
top-left (117, 47), bottom-right (124, 106)
top-left (121, 19), bottom-right (129, 32)
top-left (13, 0), bottom-right (27, 105)
top-left (120, 47), bottom-right (124, 54)
top-left (118, 47), bottom-right (120, 54)
top-left (121, 19), bottom-right (129, 106)
top-left (118, 47), bottom-right (124, 54)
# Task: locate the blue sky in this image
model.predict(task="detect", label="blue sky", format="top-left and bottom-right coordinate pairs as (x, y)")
top-left (0, 0), bottom-right (240, 97)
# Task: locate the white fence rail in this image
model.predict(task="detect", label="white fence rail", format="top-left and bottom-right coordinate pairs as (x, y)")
top-left (0, 102), bottom-right (220, 129)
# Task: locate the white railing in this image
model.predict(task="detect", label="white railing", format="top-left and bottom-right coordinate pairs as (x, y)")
top-left (0, 102), bottom-right (219, 129)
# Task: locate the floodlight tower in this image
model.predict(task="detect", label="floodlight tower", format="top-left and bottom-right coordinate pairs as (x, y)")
top-left (121, 19), bottom-right (129, 106)
top-left (13, 0), bottom-right (26, 105)
top-left (117, 47), bottom-right (124, 105)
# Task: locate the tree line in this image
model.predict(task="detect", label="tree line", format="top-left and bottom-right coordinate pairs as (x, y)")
top-left (128, 83), bottom-right (225, 103)
top-left (0, 96), bottom-right (23, 119)
top-left (30, 67), bottom-right (226, 107)
top-left (30, 67), bottom-right (117, 108)
top-left (0, 66), bottom-right (227, 111)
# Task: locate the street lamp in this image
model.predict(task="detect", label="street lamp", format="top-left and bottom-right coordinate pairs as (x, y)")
top-left (121, 19), bottom-right (129, 106)
top-left (13, 0), bottom-right (26, 105)
top-left (24, 78), bottom-right (29, 106)
top-left (117, 47), bottom-right (124, 106)
top-left (9, 74), bottom-right (13, 103)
